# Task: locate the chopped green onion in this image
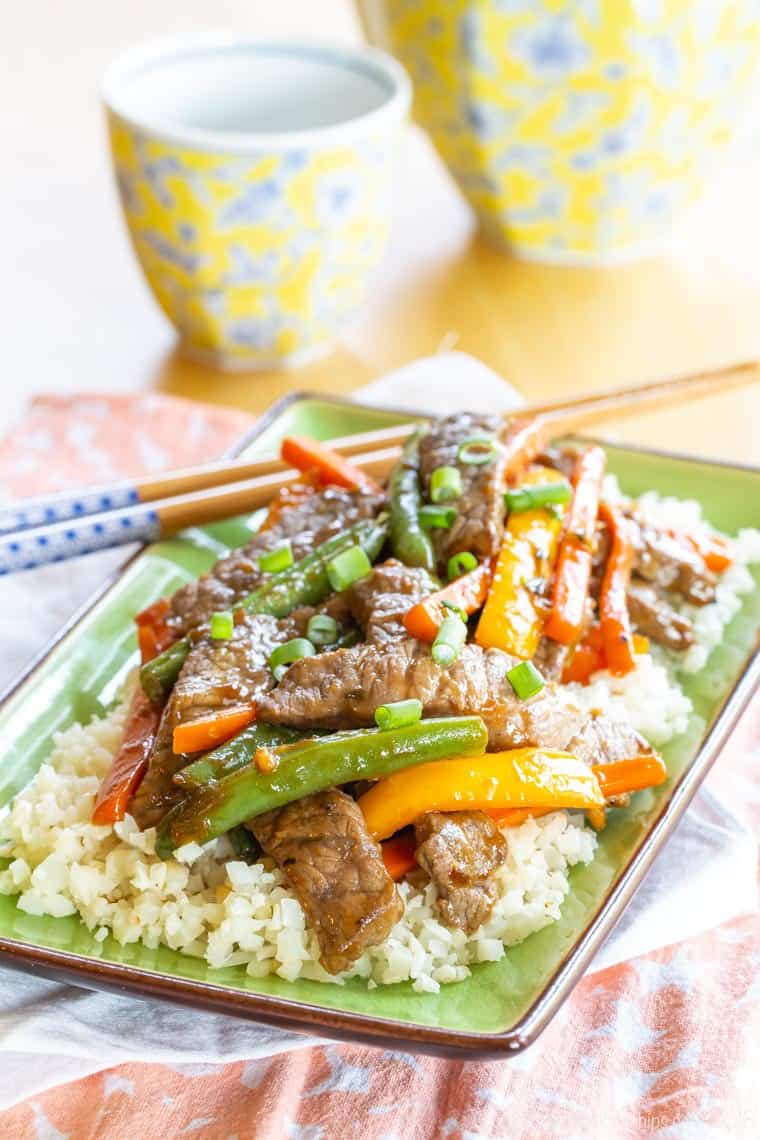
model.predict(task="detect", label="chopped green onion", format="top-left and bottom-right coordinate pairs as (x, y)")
top-left (419, 504), bottom-right (457, 530)
top-left (506, 660), bottom-right (545, 700)
top-left (209, 610), bottom-right (234, 640)
top-left (432, 615), bottom-right (467, 667)
top-left (257, 541), bottom-right (294, 574)
top-left (307, 613), bottom-right (339, 646)
top-left (270, 637), bottom-right (315, 680)
top-left (441, 599), bottom-right (468, 623)
top-left (447, 551), bottom-right (478, 581)
top-left (430, 465), bottom-right (462, 503)
top-left (504, 483), bottom-right (571, 514)
top-left (326, 545), bottom-right (372, 592)
top-left (374, 699), bottom-right (423, 731)
top-left (457, 435), bottom-right (498, 465)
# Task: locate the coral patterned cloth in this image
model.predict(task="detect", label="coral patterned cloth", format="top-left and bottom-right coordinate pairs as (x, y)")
top-left (0, 393), bottom-right (758, 1140)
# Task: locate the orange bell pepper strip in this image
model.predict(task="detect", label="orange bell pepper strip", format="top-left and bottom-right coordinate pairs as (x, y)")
top-left (281, 436), bottom-right (382, 494)
top-left (92, 688), bottom-right (162, 824)
top-left (544, 446), bottom-right (606, 646)
top-left (172, 704), bottom-right (257, 755)
top-left (488, 806), bottom-right (555, 827)
top-left (358, 749), bottom-right (604, 841)
top-left (489, 755), bottom-right (666, 827)
top-left (381, 832), bottom-right (418, 881)
top-left (597, 502), bottom-right (636, 676)
top-left (475, 466), bottom-right (569, 658)
top-left (403, 563), bottom-right (491, 642)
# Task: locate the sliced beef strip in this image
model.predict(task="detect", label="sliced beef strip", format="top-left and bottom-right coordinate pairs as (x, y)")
top-left (536, 445), bottom-right (579, 481)
top-left (257, 639), bottom-right (586, 752)
top-left (566, 711), bottom-right (655, 808)
top-left (566, 711), bottom-right (652, 768)
top-left (626, 513), bottom-right (716, 605)
top-left (418, 413), bottom-right (508, 566)
top-left (346, 560), bottom-right (437, 646)
top-left (532, 637), bottom-right (570, 682)
top-left (132, 611), bottom-right (308, 830)
top-left (591, 516), bottom-right (714, 608)
top-left (626, 580), bottom-right (694, 651)
top-left (249, 789), bottom-right (403, 974)
top-left (414, 811), bottom-right (508, 934)
top-left (169, 486), bottom-right (384, 634)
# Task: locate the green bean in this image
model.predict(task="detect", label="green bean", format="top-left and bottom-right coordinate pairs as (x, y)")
top-left (226, 826), bottom-right (261, 862)
top-left (140, 515), bottom-right (389, 705)
top-left (175, 723), bottom-right (303, 788)
top-left (389, 431), bottom-right (436, 572)
top-left (140, 637), bottom-right (190, 706)
top-left (155, 716), bottom-right (488, 858)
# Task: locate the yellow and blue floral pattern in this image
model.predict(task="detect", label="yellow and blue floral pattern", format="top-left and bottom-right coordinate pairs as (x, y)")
top-left (107, 117), bottom-right (399, 367)
top-left (359, 0), bottom-right (760, 262)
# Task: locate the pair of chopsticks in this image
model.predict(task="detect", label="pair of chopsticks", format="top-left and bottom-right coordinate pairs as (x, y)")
top-left (1, 359), bottom-right (757, 575)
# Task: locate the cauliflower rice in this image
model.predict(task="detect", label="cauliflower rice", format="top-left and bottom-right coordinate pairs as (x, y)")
top-left (0, 498), bottom-right (758, 993)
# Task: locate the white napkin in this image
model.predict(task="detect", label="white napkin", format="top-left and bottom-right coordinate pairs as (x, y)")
top-left (0, 353), bottom-right (755, 1109)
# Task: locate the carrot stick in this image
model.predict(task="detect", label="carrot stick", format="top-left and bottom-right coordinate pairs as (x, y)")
top-left (281, 436), bottom-right (382, 494)
top-left (592, 755), bottom-right (667, 799)
top-left (544, 446), bottom-right (606, 645)
top-left (381, 832), bottom-right (418, 881)
top-left (137, 620), bottom-right (176, 665)
top-left (172, 704), bottom-right (257, 755)
top-left (597, 501), bottom-right (636, 676)
top-left (92, 688), bottom-right (162, 824)
top-left (684, 531), bottom-right (733, 572)
top-left (403, 564), bottom-right (491, 642)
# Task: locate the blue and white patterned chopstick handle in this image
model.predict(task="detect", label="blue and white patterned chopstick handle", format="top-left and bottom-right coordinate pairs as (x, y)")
top-left (0, 481), bottom-right (140, 535)
top-left (0, 501), bottom-right (160, 575)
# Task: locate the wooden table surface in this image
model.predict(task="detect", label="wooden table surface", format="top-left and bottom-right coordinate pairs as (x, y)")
top-left (4, 0), bottom-right (760, 464)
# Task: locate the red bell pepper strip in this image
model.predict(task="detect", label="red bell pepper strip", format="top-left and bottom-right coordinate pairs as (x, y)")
top-left (597, 501), bottom-right (636, 676)
top-left (544, 446), bottom-right (606, 646)
top-left (92, 688), bottom-right (162, 825)
top-left (281, 436), bottom-right (382, 494)
top-left (135, 597), bottom-right (170, 628)
top-left (381, 832), bottom-right (418, 881)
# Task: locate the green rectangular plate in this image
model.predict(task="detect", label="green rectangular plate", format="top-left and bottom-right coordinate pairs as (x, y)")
top-left (0, 392), bottom-right (758, 1057)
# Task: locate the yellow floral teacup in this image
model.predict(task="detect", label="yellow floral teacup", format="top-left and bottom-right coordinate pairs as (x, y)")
top-left (103, 36), bottom-right (410, 369)
top-left (357, 0), bottom-right (760, 264)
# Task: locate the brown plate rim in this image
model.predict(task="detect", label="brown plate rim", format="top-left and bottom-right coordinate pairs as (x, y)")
top-left (0, 388), bottom-right (758, 1059)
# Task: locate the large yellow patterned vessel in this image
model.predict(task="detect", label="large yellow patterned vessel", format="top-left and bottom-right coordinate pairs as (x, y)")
top-left (357, 0), bottom-right (760, 263)
top-left (104, 37), bottom-right (410, 370)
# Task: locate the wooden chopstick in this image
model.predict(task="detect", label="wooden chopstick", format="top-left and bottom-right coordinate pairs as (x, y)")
top-left (0, 446), bottom-right (401, 576)
top-left (9, 356), bottom-right (757, 539)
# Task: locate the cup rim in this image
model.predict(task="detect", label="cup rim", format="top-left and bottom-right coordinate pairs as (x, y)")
top-left (101, 32), bottom-right (411, 152)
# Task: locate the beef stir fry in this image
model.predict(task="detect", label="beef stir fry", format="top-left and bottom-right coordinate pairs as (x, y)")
top-left (93, 417), bottom-right (736, 975)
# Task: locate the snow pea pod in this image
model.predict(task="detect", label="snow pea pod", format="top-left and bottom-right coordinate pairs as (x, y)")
top-left (155, 715), bottom-right (488, 858)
